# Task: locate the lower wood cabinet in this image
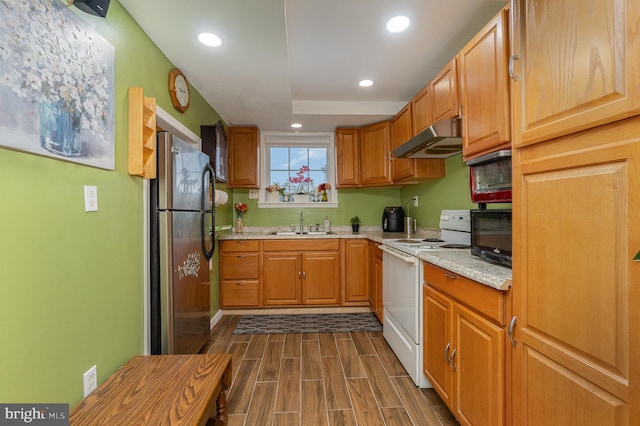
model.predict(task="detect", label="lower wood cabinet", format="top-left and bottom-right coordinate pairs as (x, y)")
top-left (423, 262), bottom-right (507, 426)
top-left (220, 240), bottom-right (260, 307)
top-left (262, 239), bottom-right (340, 306)
top-left (342, 239), bottom-right (369, 305)
top-left (368, 241), bottom-right (383, 322)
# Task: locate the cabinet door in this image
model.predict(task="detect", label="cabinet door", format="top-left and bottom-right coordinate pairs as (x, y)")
top-left (512, 0), bottom-right (640, 147)
top-left (460, 6), bottom-right (510, 160)
top-left (227, 126), bottom-right (259, 188)
top-left (368, 242), bottom-right (384, 321)
top-left (302, 252), bottom-right (340, 305)
top-left (344, 240), bottom-right (369, 303)
top-left (336, 128), bottom-right (360, 187)
top-left (390, 104), bottom-right (415, 182)
top-left (411, 84), bottom-right (432, 135)
top-left (512, 120), bottom-right (640, 423)
top-left (423, 286), bottom-right (454, 409)
top-left (431, 57), bottom-right (460, 124)
top-left (263, 253), bottom-right (301, 305)
top-left (454, 303), bottom-right (505, 426)
top-left (359, 121), bottom-right (392, 186)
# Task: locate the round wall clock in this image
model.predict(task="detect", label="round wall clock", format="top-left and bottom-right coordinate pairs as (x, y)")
top-left (169, 68), bottom-right (191, 112)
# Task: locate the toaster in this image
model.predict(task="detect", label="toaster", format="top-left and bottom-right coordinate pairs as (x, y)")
top-left (382, 206), bottom-right (404, 232)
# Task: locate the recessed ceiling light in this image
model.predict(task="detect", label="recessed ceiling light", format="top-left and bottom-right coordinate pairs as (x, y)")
top-left (358, 79), bottom-right (374, 87)
top-left (290, 123), bottom-right (302, 128)
top-left (386, 16), bottom-right (410, 33)
top-left (198, 32), bottom-right (222, 47)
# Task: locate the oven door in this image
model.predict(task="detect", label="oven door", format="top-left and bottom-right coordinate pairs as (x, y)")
top-left (381, 246), bottom-right (420, 342)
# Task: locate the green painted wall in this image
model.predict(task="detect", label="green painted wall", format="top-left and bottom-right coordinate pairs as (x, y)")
top-left (0, 0), bottom-right (222, 405)
top-left (401, 155), bottom-right (476, 228)
top-left (225, 155), bottom-right (477, 229)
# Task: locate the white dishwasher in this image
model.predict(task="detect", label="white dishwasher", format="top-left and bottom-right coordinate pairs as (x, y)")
top-left (380, 245), bottom-right (431, 388)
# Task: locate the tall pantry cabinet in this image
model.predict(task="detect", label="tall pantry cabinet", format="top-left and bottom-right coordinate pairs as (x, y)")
top-left (510, 0), bottom-right (640, 424)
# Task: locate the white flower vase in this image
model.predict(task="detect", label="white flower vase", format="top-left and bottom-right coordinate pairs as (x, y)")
top-left (293, 194), bottom-right (307, 203)
top-left (40, 100), bottom-right (82, 157)
top-left (267, 192), bottom-right (280, 203)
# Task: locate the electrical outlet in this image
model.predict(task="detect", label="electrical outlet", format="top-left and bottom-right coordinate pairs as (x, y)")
top-left (83, 365), bottom-right (97, 397)
top-left (413, 196), bottom-right (419, 207)
top-left (84, 185), bottom-right (98, 212)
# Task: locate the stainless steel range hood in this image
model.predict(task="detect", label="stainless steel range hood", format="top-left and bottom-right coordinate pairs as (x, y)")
top-left (392, 117), bottom-right (462, 159)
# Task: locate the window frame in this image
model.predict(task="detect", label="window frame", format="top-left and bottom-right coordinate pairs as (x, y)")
top-left (258, 131), bottom-right (338, 208)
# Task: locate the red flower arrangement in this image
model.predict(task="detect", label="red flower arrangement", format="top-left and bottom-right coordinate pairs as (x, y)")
top-left (317, 182), bottom-right (331, 192)
top-left (234, 202), bottom-right (248, 216)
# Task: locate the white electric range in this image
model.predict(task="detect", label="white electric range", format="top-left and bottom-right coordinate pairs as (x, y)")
top-left (380, 209), bottom-right (470, 388)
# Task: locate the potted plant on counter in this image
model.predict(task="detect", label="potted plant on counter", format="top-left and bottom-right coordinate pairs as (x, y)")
top-left (350, 216), bottom-right (361, 233)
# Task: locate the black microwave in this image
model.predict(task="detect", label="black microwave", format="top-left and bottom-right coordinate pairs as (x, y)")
top-left (471, 209), bottom-right (512, 268)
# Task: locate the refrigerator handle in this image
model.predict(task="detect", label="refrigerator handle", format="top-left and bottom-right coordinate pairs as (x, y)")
top-left (201, 163), bottom-right (215, 261)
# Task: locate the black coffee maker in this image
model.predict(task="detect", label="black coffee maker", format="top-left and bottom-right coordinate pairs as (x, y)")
top-left (382, 206), bottom-right (404, 232)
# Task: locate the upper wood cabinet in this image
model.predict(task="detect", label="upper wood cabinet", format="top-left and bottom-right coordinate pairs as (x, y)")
top-left (511, 0), bottom-right (640, 147)
top-left (390, 104), bottom-right (446, 183)
top-left (390, 104), bottom-right (415, 182)
top-left (359, 121), bottom-right (392, 186)
top-left (459, 5), bottom-right (511, 161)
top-left (411, 83), bottom-right (432, 135)
top-left (227, 126), bottom-right (259, 188)
top-left (201, 121), bottom-right (228, 183)
top-left (411, 57), bottom-right (459, 136)
top-left (431, 57), bottom-right (460, 124)
top-left (335, 128), bottom-right (360, 187)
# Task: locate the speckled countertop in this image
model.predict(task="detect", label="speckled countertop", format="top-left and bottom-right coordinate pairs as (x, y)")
top-left (218, 226), bottom-right (512, 291)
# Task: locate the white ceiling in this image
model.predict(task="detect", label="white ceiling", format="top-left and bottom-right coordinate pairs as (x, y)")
top-left (119, 0), bottom-right (506, 132)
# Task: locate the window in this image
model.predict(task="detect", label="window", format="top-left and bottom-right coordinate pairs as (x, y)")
top-left (259, 132), bottom-right (337, 208)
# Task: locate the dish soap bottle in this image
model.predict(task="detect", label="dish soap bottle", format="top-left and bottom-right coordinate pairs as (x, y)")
top-left (323, 216), bottom-right (330, 232)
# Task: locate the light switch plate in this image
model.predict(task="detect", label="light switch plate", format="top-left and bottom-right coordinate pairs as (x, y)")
top-left (249, 189), bottom-right (259, 199)
top-left (84, 186), bottom-right (98, 212)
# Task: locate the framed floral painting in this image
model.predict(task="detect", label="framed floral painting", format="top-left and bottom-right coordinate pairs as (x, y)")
top-left (0, 0), bottom-right (115, 170)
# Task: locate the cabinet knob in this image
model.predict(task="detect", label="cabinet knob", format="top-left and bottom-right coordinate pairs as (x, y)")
top-left (444, 343), bottom-right (451, 364)
top-left (237, 255), bottom-right (245, 259)
top-left (444, 273), bottom-right (457, 280)
top-left (237, 281), bottom-right (245, 286)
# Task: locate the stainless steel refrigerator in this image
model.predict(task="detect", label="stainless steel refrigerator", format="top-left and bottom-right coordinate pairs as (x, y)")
top-left (150, 131), bottom-right (215, 354)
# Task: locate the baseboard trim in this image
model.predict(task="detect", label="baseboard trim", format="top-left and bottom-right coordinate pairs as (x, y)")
top-left (210, 309), bottom-right (224, 330)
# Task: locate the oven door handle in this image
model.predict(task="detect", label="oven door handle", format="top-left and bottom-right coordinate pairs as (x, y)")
top-left (380, 245), bottom-right (419, 265)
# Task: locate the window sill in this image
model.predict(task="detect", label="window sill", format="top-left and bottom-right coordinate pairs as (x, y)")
top-left (258, 201), bottom-right (339, 208)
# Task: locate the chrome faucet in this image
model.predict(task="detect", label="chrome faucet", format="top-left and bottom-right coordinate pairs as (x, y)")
top-left (299, 211), bottom-right (304, 232)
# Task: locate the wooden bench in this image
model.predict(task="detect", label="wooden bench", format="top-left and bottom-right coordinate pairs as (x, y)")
top-left (69, 354), bottom-right (232, 425)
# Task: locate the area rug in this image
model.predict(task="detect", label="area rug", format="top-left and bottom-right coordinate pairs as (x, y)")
top-left (233, 312), bottom-right (382, 334)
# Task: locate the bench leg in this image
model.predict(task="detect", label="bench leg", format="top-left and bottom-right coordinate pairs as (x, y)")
top-left (207, 389), bottom-right (227, 425)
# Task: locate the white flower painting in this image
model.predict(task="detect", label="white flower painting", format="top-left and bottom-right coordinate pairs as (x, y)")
top-left (0, 0), bottom-right (115, 169)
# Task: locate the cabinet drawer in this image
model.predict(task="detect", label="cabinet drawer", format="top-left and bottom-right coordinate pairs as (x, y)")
top-left (221, 240), bottom-right (259, 252)
top-left (221, 280), bottom-right (259, 307)
top-left (263, 239), bottom-right (339, 252)
top-left (221, 253), bottom-right (259, 279)
top-left (423, 262), bottom-right (507, 325)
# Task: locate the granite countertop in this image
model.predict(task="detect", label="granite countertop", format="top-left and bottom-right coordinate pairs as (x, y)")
top-left (218, 226), bottom-right (512, 291)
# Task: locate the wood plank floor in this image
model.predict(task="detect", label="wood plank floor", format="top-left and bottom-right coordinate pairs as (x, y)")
top-left (202, 315), bottom-right (459, 426)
